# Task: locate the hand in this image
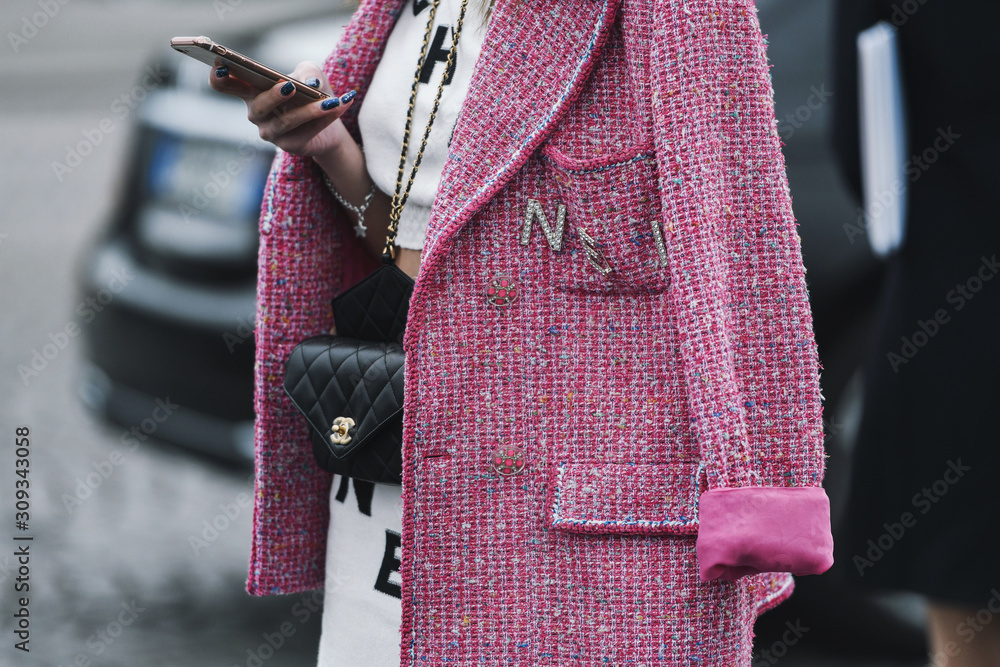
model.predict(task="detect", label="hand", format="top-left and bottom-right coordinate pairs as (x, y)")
top-left (208, 60), bottom-right (356, 158)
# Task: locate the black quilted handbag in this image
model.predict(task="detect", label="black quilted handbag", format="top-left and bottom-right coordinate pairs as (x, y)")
top-left (282, 261), bottom-right (414, 485)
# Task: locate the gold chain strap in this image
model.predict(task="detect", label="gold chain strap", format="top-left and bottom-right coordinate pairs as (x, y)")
top-left (383, 0), bottom-right (470, 262)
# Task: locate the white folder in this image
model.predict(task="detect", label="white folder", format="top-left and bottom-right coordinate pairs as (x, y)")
top-left (857, 21), bottom-right (908, 258)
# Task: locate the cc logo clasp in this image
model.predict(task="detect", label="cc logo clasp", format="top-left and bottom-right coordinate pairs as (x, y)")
top-left (330, 416), bottom-right (356, 445)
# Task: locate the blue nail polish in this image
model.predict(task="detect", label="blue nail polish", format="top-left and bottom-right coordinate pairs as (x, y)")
top-left (280, 81), bottom-right (295, 96)
top-left (305, 77), bottom-right (321, 88)
top-left (214, 66), bottom-right (228, 78)
top-left (321, 97), bottom-right (340, 111)
top-left (340, 90), bottom-right (357, 104)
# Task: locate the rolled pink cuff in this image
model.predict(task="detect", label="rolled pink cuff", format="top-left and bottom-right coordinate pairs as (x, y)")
top-left (696, 486), bottom-right (834, 582)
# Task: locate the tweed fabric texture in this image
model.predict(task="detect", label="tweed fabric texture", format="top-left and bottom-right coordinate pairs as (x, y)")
top-left (248, 0), bottom-right (828, 663)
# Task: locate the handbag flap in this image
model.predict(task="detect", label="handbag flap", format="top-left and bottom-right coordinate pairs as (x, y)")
top-left (331, 263), bottom-right (415, 342)
top-left (283, 335), bottom-right (405, 461)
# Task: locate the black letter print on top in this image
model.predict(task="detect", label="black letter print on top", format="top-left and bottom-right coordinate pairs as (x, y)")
top-left (419, 25), bottom-right (458, 85)
top-left (375, 530), bottom-right (402, 599)
top-left (413, 0), bottom-right (457, 85)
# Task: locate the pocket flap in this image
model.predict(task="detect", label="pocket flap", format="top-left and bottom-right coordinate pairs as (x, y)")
top-left (544, 460), bottom-right (704, 535)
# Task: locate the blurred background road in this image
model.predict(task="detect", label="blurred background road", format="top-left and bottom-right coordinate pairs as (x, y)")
top-left (0, 1), bottom-right (343, 665)
top-left (0, 0), bottom-right (932, 665)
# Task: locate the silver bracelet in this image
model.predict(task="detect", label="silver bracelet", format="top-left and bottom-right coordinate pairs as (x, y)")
top-left (321, 171), bottom-right (376, 238)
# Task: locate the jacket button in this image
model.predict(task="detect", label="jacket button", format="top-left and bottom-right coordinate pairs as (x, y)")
top-left (486, 276), bottom-right (518, 306)
top-left (491, 446), bottom-right (526, 476)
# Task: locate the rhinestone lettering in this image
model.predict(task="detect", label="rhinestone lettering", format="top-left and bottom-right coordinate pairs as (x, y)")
top-left (577, 225), bottom-right (613, 276)
top-left (520, 199), bottom-right (567, 252)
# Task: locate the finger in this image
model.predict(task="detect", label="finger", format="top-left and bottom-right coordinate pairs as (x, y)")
top-left (290, 61), bottom-right (333, 95)
top-left (257, 91), bottom-right (356, 144)
top-left (247, 79), bottom-right (306, 124)
top-left (268, 114), bottom-right (342, 155)
top-left (208, 66), bottom-right (260, 100)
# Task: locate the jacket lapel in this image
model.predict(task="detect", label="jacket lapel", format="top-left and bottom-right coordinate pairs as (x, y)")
top-left (329, 0), bottom-right (622, 269)
top-left (420, 0), bottom-right (622, 264)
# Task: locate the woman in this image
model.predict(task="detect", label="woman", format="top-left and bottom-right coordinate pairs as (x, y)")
top-left (212, 0), bottom-right (834, 664)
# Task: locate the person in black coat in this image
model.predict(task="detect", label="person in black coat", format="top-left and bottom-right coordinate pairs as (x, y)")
top-left (831, 1), bottom-right (1000, 664)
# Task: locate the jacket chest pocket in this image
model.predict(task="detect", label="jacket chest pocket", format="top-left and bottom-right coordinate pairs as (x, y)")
top-left (527, 146), bottom-right (671, 295)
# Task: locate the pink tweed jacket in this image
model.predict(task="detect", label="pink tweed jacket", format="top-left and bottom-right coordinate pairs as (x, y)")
top-left (248, 0), bottom-right (834, 663)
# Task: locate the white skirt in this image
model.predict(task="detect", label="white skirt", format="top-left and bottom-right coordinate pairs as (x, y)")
top-left (316, 475), bottom-right (403, 667)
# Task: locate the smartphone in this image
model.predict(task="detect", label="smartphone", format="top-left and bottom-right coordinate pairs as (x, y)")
top-left (170, 36), bottom-right (329, 103)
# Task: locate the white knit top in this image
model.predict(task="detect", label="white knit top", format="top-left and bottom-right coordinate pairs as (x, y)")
top-left (357, 0), bottom-right (490, 250)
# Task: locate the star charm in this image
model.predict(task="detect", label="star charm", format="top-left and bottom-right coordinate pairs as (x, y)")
top-left (353, 222), bottom-right (368, 238)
